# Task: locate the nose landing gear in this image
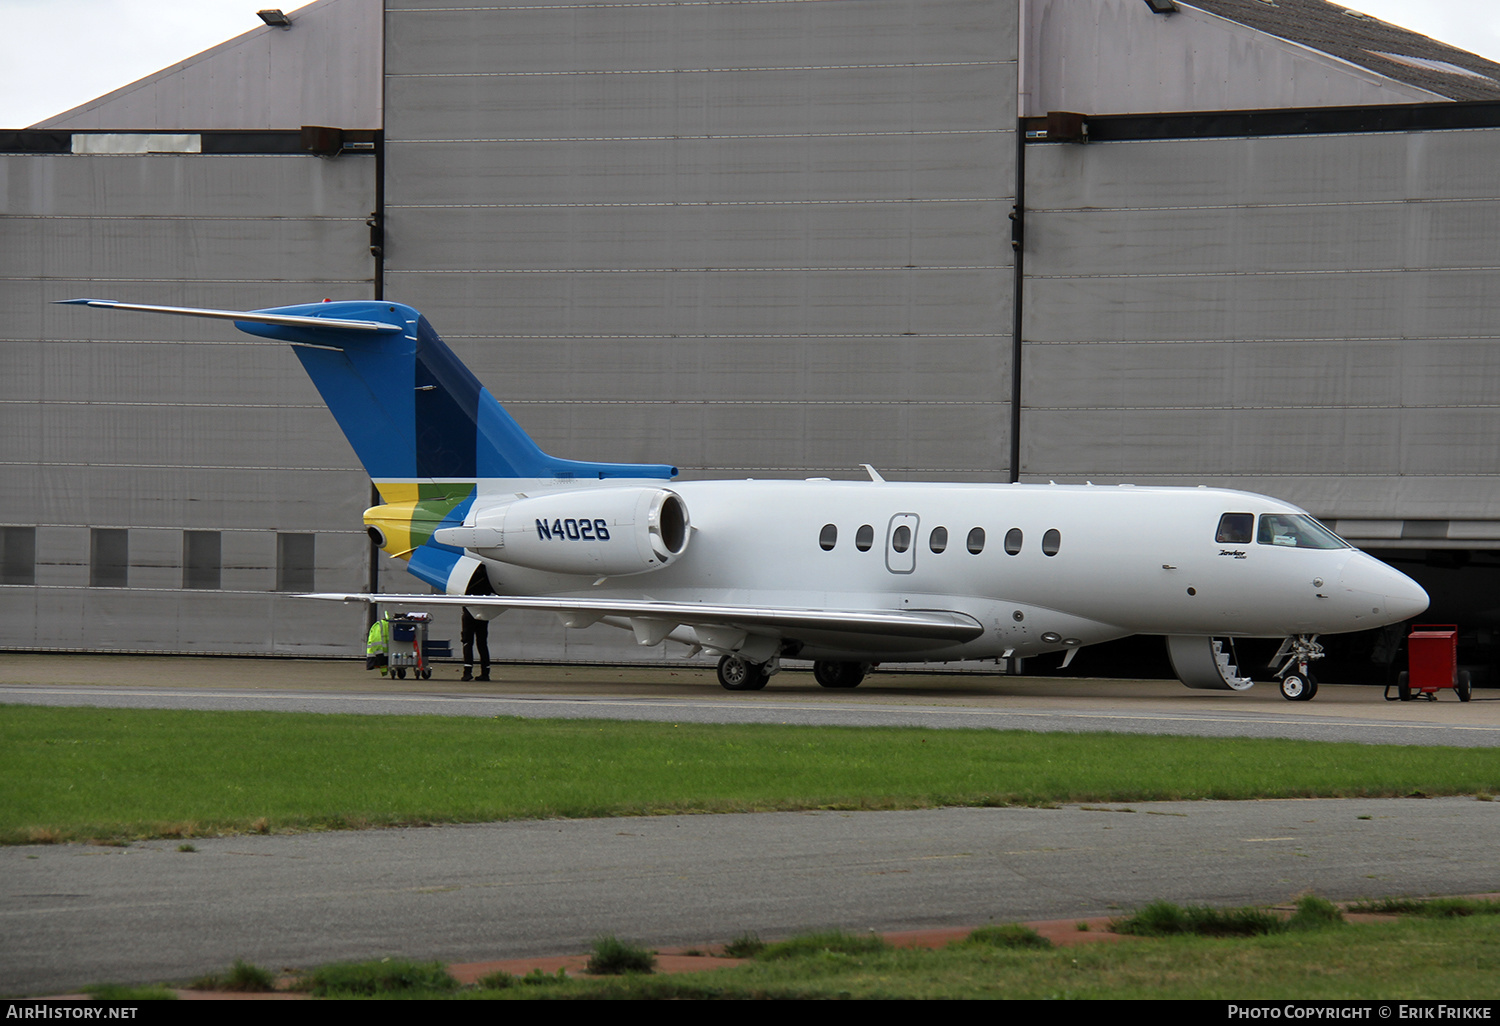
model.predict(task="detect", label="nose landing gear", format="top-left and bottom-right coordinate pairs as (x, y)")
top-left (1274, 635), bottom-right (1324, 701)
top-left (1278, 671), bottom-right (1317, 701)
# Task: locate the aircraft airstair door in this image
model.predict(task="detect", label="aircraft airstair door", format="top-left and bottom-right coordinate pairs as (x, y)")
top-left (886, 513), bottom-right (919, 574)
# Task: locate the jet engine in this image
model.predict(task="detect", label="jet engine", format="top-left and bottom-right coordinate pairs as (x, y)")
top-left (434, 487), bottom-right (690, 577)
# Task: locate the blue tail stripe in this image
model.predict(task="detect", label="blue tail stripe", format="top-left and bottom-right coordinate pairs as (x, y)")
top-left (406, 491), bottom-right (477, 589)
top-left (414, 340), bottom-right (481, 478)
top-left (408, 544), bottom-right (461, 590)
top-left (292, 335), bottom-right (417, 480)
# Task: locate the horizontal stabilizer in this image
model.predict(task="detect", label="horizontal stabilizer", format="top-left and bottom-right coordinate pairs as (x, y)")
top-left (56, 299), bottom-right (402, 335)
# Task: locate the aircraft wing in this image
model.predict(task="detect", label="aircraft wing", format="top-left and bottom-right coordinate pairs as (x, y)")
top-left (305, 592), bottom-right (985, 643)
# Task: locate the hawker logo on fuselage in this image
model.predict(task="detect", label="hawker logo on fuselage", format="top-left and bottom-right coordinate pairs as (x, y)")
top-left (1219, 549), bottom-right (1248, 559)
top-left (537, 518), bottom-right (612, 541)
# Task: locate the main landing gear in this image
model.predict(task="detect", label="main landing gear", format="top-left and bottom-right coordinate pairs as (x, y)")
top-left (1274, 634), bottom-right (1324, 702)
top-left (813, 661), bottom-right (868, 689)
top-left (717, 654), bottom-right (769, 691)
top-left (716, 656), bottom-right (871, 691)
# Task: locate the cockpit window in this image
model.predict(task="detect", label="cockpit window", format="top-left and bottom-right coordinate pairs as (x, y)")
top-left (1216, 513), bottom-right (1253, 544)
top-left (1256, 514), bottom-right (1349, 550)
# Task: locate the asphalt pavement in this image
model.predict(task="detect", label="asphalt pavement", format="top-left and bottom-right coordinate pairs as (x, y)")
top-left (3, 655), bottom-right (1498, 995)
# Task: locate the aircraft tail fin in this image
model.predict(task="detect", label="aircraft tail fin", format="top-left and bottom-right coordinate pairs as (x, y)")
top-left (58, 298), bottom-right (678, 486)
top-left (60, 298), bottom-right (677, 592)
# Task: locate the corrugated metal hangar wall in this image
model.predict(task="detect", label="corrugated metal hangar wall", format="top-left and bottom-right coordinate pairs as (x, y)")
top-left (1019, 105), bottom-right (1500, 645)
top-left (382, 0), bottom-right (1017, 480)
top-left (2, 0), bottom-right (383, 655)
top-left (1022, 109), bottom-right (1500, 524)
top-left (3, 0), bottom-right (1497, 666)
top-left (379, 0), bottom-right (1019, 661)
top-left (1, 137), bottom-right (376, 653)
top-left (2, 0), bottom-right (1019, 659)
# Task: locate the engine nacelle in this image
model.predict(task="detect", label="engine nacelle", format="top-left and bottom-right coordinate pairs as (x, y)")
top-left (434, 487), bottom-right (690, 577)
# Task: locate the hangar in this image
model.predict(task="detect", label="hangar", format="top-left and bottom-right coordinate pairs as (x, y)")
top-left (4, 0), bottom-right (1498, 678)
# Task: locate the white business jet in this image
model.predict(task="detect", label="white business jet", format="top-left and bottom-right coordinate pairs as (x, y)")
top-left (62, 298), bottom-right (1429, 700)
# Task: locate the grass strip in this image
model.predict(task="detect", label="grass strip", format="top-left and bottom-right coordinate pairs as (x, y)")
top-left (80, 984), bottom-right (177, 1001)
top-left (959, 923), bottom-right (1054, 950)
top-left (585, 936), bottom-right (657, 975)
top-left (1115, 899), bottom-right (1287, 938)
top-left (3, 704), bottom-right (1498, 844)
top-left (1113, 896), bottom-right (1346, 938)
top-left (188, 958), bottom-right (277, 992)
top-left (1349, 896), bottom-right (1500, 917)
top-left (77, 913), bottom-right (1500, 1000)
top-left (453, 917), bottom-right (1500, 1000)
top-left (758, 930), bottom-right (890, 960)
top-left (299, 959), bottom-right (458, 997)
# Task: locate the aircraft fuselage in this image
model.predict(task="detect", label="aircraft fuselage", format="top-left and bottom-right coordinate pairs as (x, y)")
top-left (469, 478), bottom-right (1427, 663)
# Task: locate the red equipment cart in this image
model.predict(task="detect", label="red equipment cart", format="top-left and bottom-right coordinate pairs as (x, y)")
top-left (1388, 624), bottom-right (1471, 702)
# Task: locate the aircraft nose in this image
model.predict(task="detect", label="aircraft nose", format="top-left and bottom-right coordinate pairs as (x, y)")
top-left (1338, 554), bottom-right (1429, 623)
top-left (1387, 571), bottom-right (1431, 621)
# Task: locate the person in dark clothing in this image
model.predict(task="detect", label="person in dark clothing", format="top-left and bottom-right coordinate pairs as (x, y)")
top-left (461, 606), bottom-right (491, 682)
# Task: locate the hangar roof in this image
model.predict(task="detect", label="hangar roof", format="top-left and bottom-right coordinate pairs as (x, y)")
top-left (33, 0), bottom-right (381, 131)
top-left (1186, 0), bottom-right (1500, 101)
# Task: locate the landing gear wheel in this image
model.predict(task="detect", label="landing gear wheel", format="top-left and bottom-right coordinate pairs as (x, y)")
top-left (813, 661), bottom-right (867, 689)
top-left (1279, 672), bottom-right (1317, 701)
top-left (1457, 670), bottom-right (1472, 703)
top-left (1397, 670), bottom-right (1411, 702)
top-left (717, 655), bottom-right (769, 691)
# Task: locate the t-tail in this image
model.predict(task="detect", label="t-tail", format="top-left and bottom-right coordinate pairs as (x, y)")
top-left (58, 298), bottom-right (677, 590)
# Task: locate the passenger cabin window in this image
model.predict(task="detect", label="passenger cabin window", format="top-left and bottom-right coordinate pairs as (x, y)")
top-left (892, 525), bottom-right (911, 553)
top-left (966, 527), bottom-right (985, 554)
top-left (1257, 514), bottom-right (1349, 550)
top-left (1216, 513), bottom-right (1253, 544)
top-left (855, 524), bottom-right (874, 551)
top-left (819, 524), bottom-right (837, 551)
top-left (929, 526), bottom-right (948, 553)
top-left (1004, 528), bottom-right (1022, 555)
top-left (1042, 529), bottom-right (1061, 556)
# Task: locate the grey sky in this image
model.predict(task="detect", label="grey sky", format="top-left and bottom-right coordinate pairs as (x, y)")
top-left (4, 0), bottom-right (1500, 129)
